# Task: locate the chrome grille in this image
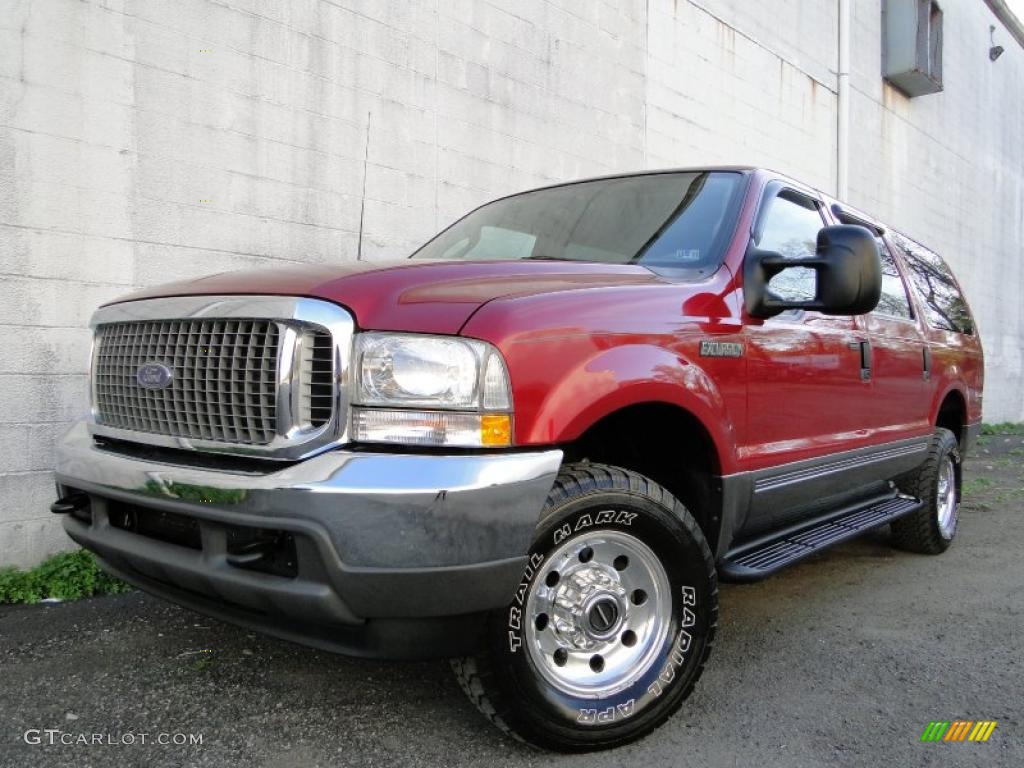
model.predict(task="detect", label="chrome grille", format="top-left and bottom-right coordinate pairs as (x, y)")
top-left (94, 319), bottom-right (282, 445)
top-left (88, 295), bottom-right (352, 459)
top-left (299, 330), bottom-right (335, 428)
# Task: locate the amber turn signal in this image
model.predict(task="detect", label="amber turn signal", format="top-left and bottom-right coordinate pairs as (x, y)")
top-left (480, 414), bottom-right (512, 447)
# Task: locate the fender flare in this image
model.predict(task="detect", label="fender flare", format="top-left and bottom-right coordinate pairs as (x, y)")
top-left (519, 344), bottom-right (738, 475)
top-left (929, 371), bottom-right (968, 427)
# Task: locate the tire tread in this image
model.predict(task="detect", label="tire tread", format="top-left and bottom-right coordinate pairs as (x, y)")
top-left (451, 461), bottom-right (718, 751)
top-left (891, 428), bottom-right (960, 554)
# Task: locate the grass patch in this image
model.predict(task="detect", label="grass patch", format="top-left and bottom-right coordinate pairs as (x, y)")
top-left (981, 422), bottom-right (1024, 436)
top-left (990, 489), bottom-right (1021, 505)
top-left (0, 549), bottom-right (133, 605)
top-left (962, 476), bottom-right (994, 495)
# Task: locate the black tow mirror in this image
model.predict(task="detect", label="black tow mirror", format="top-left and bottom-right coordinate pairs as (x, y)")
top-left (744, 224), bottom-right (882, 318)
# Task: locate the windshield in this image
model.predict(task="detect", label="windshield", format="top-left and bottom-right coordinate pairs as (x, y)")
top-left (411, 171), bottom-right (745, 276)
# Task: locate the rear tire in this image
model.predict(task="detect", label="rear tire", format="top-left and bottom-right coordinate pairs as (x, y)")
top-left (451, 463), bottom-right (717, 751)
top-left (891, 428), bottom-right (961, 554)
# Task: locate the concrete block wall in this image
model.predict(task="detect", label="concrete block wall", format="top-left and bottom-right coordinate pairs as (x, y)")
top-left (0, 0), bottom-right (1021, 566)
top-left (844, 0), bottom-right (1024, 422)
top-left (645, 0), bottom-right (838, 190)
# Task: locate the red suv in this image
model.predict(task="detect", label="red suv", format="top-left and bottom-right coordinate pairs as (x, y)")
top-left (54, 167), bottom-right (983, 750)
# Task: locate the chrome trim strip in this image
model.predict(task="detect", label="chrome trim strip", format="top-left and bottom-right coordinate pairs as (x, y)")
top-left (88, 296), bottom-right (354, 460)
top-left (752, 438), bottom-right (929, 493)
top-left (57, 421), bottom-right (563, 570)
top-left (276, 323), bottom-right (300, 438)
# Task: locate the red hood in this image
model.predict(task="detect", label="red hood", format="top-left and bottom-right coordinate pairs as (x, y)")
top-left (110, 260), bottom-right (664, 334)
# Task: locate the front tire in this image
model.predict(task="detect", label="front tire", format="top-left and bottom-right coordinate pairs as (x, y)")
top-left (452, 463), bottom-right (717, 751)
top-left (891, 427), bottom-right (961, 554)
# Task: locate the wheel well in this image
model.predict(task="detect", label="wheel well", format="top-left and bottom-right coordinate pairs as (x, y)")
top-left (561, 403), bottom-right (722, 550)
top-left (936, 390), bottom-right (966, 448)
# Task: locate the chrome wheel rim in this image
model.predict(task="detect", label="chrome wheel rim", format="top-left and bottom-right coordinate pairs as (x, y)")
top-left (525, 528), bottom-right (672, 698)
top-left (936, 455), bottom-right (958, 538)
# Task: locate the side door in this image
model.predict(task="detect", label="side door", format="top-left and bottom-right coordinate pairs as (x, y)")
top-left (857, 229), bottom-right (932, 438)
top-left (741, 186), bottom-right (874, 532)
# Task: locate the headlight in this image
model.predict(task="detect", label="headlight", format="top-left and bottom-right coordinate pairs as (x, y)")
top-left (351, 333), bottom-right (512, 447)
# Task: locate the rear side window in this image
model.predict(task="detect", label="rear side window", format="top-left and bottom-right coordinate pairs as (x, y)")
top-left (890, 232), bottom-right (974, 334)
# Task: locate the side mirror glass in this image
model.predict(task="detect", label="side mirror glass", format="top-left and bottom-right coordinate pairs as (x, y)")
top-left (744, 224), bottom-right (882, 318)
top-left (766, 266), bottom-right (817, 303)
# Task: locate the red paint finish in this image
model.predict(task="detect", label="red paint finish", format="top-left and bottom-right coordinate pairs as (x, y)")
top-left (815, 187), bottom-right (984, 438)
top-left (741, 312), bottom-right (870, 470)
top-left (113, 167), bottom-right (984, 479)
top-left (113, 260), bottom-right (662, 336)
top-left (460, 268), bottom-right (746, 472)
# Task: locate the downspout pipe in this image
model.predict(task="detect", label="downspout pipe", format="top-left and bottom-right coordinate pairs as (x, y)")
top-left (837, 0), bottom-right (850, 200)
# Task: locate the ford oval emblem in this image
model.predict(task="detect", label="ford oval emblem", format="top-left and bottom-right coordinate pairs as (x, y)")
top-left (137, 362), bottom-right (173, 390)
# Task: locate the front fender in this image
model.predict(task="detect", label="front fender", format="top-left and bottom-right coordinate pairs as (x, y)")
top-left (512, 343), bottom-right (738, 474)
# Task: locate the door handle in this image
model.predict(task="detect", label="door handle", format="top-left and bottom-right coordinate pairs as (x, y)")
top-left (848, 339), bottom-right (872, 381)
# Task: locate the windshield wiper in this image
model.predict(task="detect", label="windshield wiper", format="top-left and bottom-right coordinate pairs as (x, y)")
top-left (521, 254), bottom-right (578, 262)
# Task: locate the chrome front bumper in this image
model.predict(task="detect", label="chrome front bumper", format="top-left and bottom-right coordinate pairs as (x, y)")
top-left (55, 422), bottom-right (562, 657)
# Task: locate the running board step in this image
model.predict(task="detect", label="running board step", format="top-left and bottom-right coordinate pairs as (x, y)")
top-left (719, 493), bottom-right (923, 582)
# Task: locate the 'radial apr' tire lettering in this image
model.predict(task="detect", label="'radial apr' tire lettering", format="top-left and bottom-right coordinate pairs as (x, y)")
top-left (451, 463), bottom-right (718, 751)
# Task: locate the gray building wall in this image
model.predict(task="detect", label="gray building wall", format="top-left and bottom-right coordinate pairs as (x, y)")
top-left (1, 0), bottom-right (1021, 567)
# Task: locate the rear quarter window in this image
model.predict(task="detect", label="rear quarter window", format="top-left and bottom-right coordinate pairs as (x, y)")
top-left (890, 232), bottom-right (974, 334)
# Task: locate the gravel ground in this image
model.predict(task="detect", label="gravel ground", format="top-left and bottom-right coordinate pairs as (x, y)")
top-left (1, 435), bottom-right (1021, 768)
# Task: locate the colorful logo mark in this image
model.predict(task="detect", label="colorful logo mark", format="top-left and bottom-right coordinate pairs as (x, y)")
top-left (921, 720), bottom-right (997, 742)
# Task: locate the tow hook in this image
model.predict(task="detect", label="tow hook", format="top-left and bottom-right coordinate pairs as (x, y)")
top-left (50, 493), bottom-right (90, 515)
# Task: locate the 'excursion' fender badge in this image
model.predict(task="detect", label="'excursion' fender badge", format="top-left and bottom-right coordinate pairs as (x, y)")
top-left (699, 340), bottom-right (744, 358)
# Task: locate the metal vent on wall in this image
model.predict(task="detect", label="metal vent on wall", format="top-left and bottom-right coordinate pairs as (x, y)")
top-left (883, 0), bottom-right (944, 96)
